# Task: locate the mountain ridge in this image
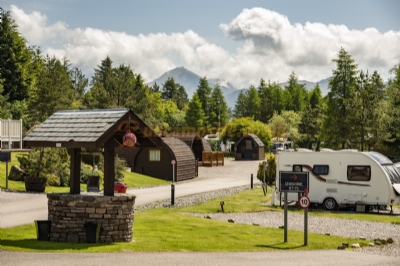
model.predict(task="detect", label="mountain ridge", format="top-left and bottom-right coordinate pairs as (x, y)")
top-left (147, 67), bottom-right (330, 108)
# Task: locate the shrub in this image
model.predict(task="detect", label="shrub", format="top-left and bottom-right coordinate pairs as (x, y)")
top-left (256, 153), bottom-right (276, 185)
top-left (46, 174), bottom-right (61, 186)
top-left (97, 155), bottom-right (127, 182)
top-left (17, 148), bottom-right (70, 186)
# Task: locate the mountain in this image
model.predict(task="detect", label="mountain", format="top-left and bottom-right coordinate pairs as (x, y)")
top-left (279, 79), bottom-right (330, 95)
top-left (147, 67), bottom-right (236, 97)
top-left (147, 67), bottom-right (201, 96)
top-left (147, 67), bottom-right (330, 108)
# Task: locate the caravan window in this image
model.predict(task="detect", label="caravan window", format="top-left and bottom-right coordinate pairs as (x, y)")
top-left (313, 165), bottom-right (329, 175)
top-left (293, 165), bottom-right (302, 172)
top-left (382, 166), bottom-right (400, 184)
top-left (347, 166), bottom-right (371, 181)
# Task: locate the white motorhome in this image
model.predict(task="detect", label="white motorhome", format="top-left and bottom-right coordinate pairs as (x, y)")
top-left (276, 150), bottom-right (400, 211)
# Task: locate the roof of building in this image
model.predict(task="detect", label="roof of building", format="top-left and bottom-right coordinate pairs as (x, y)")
top-left (235, 133), bottom-right (265, 148)
top-left (162, 137), bottom-right (195, 163)
top-left (23, 109), bottom-right (161, 149)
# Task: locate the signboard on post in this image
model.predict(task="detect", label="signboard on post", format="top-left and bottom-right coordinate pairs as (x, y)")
top-left (0, 151), bottom-right (11, 162)
top-left (0, 151), bottom-right (11, 190)
top-left (279, 172), bottom-right (309, 192)
top-left (279, 171), bottom-right (310, 246)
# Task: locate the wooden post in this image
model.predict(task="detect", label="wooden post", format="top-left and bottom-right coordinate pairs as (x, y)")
top-left (103, 138), bottom-right (115, 196)
top-left (70, 148), bottom-right (81, 194)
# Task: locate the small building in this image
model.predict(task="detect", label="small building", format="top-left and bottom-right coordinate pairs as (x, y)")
top-left (167, 133), bottom-right (212, 161)
top-left (234, 134), bottom-right (265, 160)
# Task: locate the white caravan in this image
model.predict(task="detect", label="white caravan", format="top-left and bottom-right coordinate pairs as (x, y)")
top-left (276, 150), bottom-right (400, 211)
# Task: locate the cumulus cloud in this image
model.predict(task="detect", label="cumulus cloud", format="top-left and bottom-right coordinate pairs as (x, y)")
top-left (220, 8), bottom-right (400, 83)
top-left (11, 5), bottom-right (400, 91)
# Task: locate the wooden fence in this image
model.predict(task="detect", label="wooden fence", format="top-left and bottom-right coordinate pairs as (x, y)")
top-left (201, 151), bottom-right (224, 167)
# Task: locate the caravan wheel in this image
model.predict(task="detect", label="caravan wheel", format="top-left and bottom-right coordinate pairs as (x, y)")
top-left (323, 198), bottom-right (338, 211)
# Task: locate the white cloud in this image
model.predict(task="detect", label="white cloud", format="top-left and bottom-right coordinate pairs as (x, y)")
top-left (220, 8), bottom-right (400, 84)
top-left (11, 5), bottom-right (400, 91)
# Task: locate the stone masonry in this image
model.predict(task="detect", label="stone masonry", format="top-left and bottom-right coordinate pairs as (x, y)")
top-left (47, 194), bottom-right (136, 243)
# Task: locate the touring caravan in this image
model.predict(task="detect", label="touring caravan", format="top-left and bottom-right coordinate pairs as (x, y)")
top-left (276, 150), bottom-right (400, 211)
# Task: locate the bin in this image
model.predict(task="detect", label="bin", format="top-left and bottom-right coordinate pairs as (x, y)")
top-left (87, 175), bottom-right (100, 192)
top-left (35, 220), bottom-right (51, 241)
top-left (114, 182), bottom-right (129, 193)
top-left (84, 222), bottom-right (102, 243)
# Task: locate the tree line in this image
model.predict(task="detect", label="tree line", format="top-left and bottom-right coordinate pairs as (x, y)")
top-left (1, 9), bottom-right (400, 153)
top-left (231, 48), bottom-right (400, 153)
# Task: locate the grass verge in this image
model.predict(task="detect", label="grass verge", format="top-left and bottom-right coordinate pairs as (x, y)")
top-left (0, 208), bottom-right (370, 252)
top-left (1, 187), bottom-right (385, 252)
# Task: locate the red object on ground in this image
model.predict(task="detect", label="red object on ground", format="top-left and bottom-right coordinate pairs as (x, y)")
top-left (113, 182), bottom-right (129, 193)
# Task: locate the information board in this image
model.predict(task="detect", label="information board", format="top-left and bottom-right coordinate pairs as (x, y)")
top-left (279, 171), bottom-right (309, 192)
top-left (0, 152), bottom-right (11, 162)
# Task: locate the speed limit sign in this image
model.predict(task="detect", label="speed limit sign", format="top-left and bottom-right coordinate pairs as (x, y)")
top-left (299, 196), bottom-right (310, 209)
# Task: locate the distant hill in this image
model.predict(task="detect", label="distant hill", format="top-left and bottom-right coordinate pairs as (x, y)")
top-left (147, 67), bottom-right (236, 97)
top-left (147, 67), bottom-right (330, 108)
top-left (147, 67), bottom-right (201, 96)
top-left (279, 79), bottom-right (330, 95)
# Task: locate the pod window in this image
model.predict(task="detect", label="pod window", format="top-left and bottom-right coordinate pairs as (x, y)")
top-left (347, 165), bottom-right (371, 181)
top-left (313, 165), bottom-right (329, 175)
top-left (149, 149), bottom-right (161, 162)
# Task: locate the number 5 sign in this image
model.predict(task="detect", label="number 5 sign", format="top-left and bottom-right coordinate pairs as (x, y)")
top-left (299, 196), bottom-right (310, 209)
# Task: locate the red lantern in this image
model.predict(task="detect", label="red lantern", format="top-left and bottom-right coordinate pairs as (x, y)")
top-left (123, 132), bottom-right (137, 147)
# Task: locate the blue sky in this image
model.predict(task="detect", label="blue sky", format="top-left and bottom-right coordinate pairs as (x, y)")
top-left (3, 0), bottom-right (400, 88)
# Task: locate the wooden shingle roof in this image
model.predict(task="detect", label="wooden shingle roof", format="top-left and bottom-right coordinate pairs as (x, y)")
top-left (23, 109), bottom-right (161, 149)
top-left (25, 109), bottom-right (129, 142)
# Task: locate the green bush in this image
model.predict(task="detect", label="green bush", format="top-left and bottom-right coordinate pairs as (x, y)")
top-left (98, 155), bottom-right (127, 181)
top-left (208, 140), bottom-right (218, 151)
top-left (46, 174), bottom-right (61, 186)
top-left (17, 148), bottom-right (70, 186)
top-left (256, 154), bottom-right (276, 185)
top-left (80, 164), bottom-right (103, 184)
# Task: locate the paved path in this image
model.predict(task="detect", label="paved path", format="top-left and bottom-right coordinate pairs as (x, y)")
top-left (1, 250), bottom-right (398, 266)
top-left (1, 159), bottom-right (261, 228)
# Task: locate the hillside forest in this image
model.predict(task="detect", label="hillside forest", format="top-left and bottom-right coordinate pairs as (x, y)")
top-left (1, 9), bottom-right (400, 154)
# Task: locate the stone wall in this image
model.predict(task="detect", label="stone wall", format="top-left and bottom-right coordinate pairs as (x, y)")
top-left (47, 194), bottom-right (136, 243)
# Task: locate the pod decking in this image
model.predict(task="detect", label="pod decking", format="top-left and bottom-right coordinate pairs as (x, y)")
top-left (276, 150), bottom-right (400, 211)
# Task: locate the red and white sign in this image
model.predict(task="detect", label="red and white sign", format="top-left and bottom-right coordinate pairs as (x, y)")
top-left (171, 160), bottom-right (176, 165)
top-left (299, 196), bottom-right (311, 209)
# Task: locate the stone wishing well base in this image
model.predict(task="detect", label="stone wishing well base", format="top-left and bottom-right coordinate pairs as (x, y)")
top-left (47, 194), bottom-right (136, 243)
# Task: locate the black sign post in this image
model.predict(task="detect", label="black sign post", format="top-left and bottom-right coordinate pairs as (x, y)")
top-left (0, 152), bottom-right (11, 189)
top-left (279, 171), bottom-right (309, 246)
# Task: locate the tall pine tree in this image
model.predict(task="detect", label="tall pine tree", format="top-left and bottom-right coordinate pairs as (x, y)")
top-left (322, 48), bottom-right (358, 148)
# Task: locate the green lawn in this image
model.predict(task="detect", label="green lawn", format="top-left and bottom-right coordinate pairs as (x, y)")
top-left (0, 207), bottom-right (371, 253)
top-left (1, 187), bottom-right (395, 252)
